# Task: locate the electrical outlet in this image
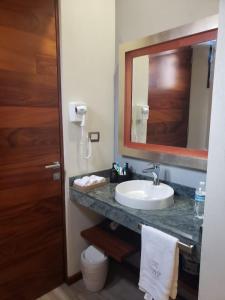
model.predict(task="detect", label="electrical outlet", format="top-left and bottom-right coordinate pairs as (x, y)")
top-left (89, 132), bottom-right (100, 142)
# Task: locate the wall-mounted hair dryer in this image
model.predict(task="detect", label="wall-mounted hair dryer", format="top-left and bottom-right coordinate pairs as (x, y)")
top-left (75, 105), bottom-right (87, 127)
top-left (69, 102), bottom-right (92, 160)
top-left (69, 102), bottom-right (87, 124)
top-left (132, 104), bottom-right (150, 122)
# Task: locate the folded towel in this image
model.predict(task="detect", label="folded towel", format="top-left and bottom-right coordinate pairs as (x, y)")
top-left (89, 175), bottom-right (105, 184)
top-left (74, 175), bottom-right (105, 187)
top-left (74, 176), bottom-right (90, 187)
top-left (139, 225), bottom-right (179, 300)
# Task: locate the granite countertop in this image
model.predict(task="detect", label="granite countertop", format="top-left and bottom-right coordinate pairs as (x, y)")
top-left (69, 171), bottom-right (203, 261)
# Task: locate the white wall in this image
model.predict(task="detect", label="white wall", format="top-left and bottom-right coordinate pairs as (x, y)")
top-left (116, 0), bottom-right (218, 44)
top-left (115, 0), bottom-right (219, 188)
top-left (59, 0), bottom-right (115, 276)
top-left (131, 56), bottom-right (149, 143)
top-left (199, 1), bottom-right (225, 298)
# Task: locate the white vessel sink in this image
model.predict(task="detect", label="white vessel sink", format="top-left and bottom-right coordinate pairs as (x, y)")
top-left (115, 180), bottom-right (174, 210)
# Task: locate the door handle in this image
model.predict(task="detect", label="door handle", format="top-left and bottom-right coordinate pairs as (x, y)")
top-left (45, 161), bottom-right (61, 169)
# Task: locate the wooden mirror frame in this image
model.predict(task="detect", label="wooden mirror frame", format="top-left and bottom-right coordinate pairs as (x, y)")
top-left (119, 15), bottom-right (218, 171)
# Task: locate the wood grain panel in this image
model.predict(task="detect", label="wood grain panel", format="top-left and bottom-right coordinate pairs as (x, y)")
top-left (0, 148), bottom-right (60, 170)
top-left (0, 244), bottom-right (63, 300)
top-left (147, 47), bottom-right (192, 146)
top-left (0, 107), bottom-right (59, 128)
top-left (147, 122), bottom-right (190, 147)
top-left (0, 198), bottom-right (63, 257)
top-left (0, 5), bottom-right (56, 39)
top-left (0, 0), bottom-right (55, 13)
top-left (0, 182), bottom-right (60, 209)
top-left (0, 1), bottom-right (65, 299)
top-left (147, 91), bottom-right (190, 109)
top-left (0, 26), bottom-right (56, 57)
top-left (0, 166), bottom-right (42, 187)
top-left (149, 109), bottom-right (185, 123)
top-left (0, 47), bottom-right (36, 74)
top-left (0, 127), bottom-right (59, 148)
top-left (81, 222), bottom-right (139, 263)
top-left (36, 55), bottom-right (57, 76)
top-left (0, 165), bottom-right (59, 190)
top-left (0, 183), bottom-right (62, 258)
top-left (0, 70), bottom-right (57, 107)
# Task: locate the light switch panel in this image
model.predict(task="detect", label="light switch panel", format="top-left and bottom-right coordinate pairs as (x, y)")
top-left (89, 132), bottom-right (100, 142)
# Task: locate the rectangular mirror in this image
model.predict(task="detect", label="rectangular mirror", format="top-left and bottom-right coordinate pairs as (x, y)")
top-left (119, 15), bottom-right (218, 170)
top-left (131, 41), bottom-right (216, 150)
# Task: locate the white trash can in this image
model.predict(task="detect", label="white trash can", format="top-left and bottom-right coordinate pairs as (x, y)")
top-left (81, 246), bottom-right (108, 292)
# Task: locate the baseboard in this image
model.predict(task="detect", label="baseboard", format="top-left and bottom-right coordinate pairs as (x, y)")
top-left (65, 271), bottom-right (82, 285)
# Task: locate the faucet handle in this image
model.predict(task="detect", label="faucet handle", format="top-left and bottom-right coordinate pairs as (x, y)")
top-left (142, 162), bottom-right (160, 173)
top-left (142, 162), bottom-right (160, 185)
top-left (148, 162), bottom-right (160, 169)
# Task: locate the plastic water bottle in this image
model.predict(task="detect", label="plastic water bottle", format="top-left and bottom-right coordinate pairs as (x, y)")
top-left (194, 181), bottom-right (206, 219)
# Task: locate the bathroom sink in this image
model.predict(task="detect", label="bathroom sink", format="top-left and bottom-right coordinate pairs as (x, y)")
top-left (115, 180), bottom-right (174, 210)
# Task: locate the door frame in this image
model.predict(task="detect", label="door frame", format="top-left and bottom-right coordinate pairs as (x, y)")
top-left (54, 0), bottom-right (67, 281)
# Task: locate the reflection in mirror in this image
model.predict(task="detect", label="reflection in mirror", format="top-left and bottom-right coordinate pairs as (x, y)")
top-left (131, 40), bottom-right (216, 151)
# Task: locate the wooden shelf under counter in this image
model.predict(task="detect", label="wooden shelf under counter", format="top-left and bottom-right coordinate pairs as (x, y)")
top-left (81, 220), bottom-right (140, 262)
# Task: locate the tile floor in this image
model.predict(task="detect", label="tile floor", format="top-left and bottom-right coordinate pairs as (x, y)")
top-left (38, 262), bottom-right (184, 300)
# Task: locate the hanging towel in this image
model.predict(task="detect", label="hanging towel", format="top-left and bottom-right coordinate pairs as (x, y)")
top-left (139, 225), bottom-right (179, 300)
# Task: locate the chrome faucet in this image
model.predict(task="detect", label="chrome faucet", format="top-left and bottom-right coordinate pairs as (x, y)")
top-left (142, 163), bottom-right (160, 185)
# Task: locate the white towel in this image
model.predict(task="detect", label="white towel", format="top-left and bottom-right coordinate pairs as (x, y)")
top-left (74, 175), bottom-right (105, 187)
top-left (89, 175), bottom-right (105, 184)
top-left (139, 225), bottom-right (179, 300)
top-left (74, 176), bottom-right (90, 187)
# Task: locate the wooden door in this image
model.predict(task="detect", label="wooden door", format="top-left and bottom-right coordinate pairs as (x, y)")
top-left (147, 47), bottom-right (193, 147)
top-left (0, 1), bottom-right (65, 299)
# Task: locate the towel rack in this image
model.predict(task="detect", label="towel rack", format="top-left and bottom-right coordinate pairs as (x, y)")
top-left (137, 224), bottom-right (194, 255)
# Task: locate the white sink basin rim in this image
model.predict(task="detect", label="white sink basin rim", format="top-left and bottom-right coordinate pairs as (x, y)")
top-left (115, 180), bottom-right (174, 210)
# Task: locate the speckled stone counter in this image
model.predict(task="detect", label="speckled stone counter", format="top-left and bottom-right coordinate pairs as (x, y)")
top-left (69, 171), bottom-right (203, 261)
